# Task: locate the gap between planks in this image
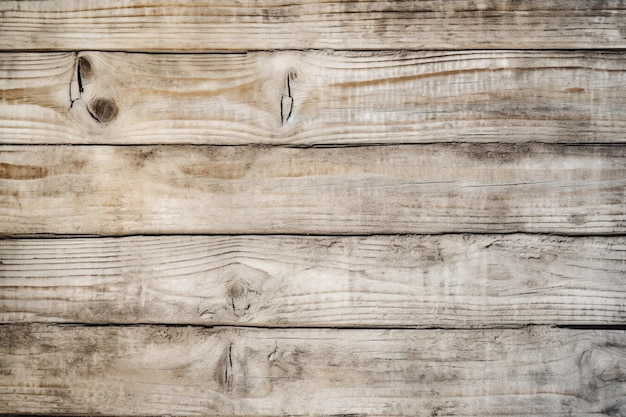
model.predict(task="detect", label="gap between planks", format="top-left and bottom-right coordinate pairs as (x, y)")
top-left (2, 231), bottom-right (626, 238)
top-left (3, 323), bottom-right (626, 331)
top-left (5, 48), bottom-right (626, 53)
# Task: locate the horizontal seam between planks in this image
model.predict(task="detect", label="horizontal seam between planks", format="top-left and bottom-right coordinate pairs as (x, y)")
top-left (1, 231), bottom-right (626, 240)
top-left (0, 47), bottom-right (626, 55)
top-left (1, 142), bottom-right (626, 148)
top-left (1, 48), bottom-right (626, 54)
top-left (2, 322), bottom-right (626, 331)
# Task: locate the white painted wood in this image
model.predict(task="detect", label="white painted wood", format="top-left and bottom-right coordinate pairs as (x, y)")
top-left (1, 1), bottom-right (625, 51)
top-left (1, 235), bottom-right (624, 327)
top-left (0, 144), bottom-right (624, 235)
top-left (1, 324), bottom-right (624, 416)
top-left (2, 51), bottom-right (626, 144)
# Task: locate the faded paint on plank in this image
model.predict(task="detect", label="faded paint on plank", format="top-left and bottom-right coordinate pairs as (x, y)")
top-left (1, 235), bottom-right (625, 327)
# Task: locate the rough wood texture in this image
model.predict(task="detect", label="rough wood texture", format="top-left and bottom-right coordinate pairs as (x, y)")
top-left (1, 324), bottom-right (625, 416)
top-left (2, 51), bottom-right (626, 145)
top-left (0, 144), bottom-right (624, 235)
top-left (1, 1), bottom-right (626, 51)
top-left (1, 235), bottom-right (625, 327)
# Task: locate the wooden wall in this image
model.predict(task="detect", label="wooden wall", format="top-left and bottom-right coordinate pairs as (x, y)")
top-left (1, 1), bottom-right (625, 415)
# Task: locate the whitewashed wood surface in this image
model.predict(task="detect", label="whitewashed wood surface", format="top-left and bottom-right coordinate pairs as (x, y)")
top-left (1, 144), bottom-right (624, 235)
top-left (2, 2), bottom-right (625, 416)
top-left (2, 51), bottom-right (626, 145)
top-left (1, 235), bottom-right (624, 327)
top-left (1, 0), bottom-right (625, 51)
top-left (1, 324), bottom-right (624, 416)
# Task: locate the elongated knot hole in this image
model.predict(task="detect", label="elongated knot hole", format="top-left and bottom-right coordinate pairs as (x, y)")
top-left (78, 56), bottom-right (93, 81)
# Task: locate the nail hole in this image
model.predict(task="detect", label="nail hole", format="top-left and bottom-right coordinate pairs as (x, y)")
top-left (88, 98), bottom-right (118, 123)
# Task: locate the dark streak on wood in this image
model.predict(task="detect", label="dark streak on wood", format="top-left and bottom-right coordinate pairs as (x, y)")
top-left (0, 163), bottom-right (48, 180)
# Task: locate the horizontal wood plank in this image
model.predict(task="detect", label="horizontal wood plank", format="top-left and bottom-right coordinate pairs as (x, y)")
top-left (2, 51), bottom-right (626, 144)
top-left (1, 324), bottom-right (625, 415)
top-left (0, 144), bottom-right (624, 235)
top-left (1, 235), bottom-right (625, 327)
top-left (1, 1), bottom-right (626, 51)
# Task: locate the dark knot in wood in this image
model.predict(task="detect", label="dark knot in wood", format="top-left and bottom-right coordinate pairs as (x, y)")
top-left (88, 98), bottom-right (119, 123)
top-left (78, 56), bottom-right (93, 81)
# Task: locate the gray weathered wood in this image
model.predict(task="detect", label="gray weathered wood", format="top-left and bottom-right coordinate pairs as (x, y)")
top-left (1, 235), bottom-right (625, 327)
top-left (2, 51), bottom-right (626, 145)
top-left (0, 144), bottom-right (624, 235)
top-left (1, 324), bottom-right (624, 416)
top-left (2, 1), bottom-right (625, 416)
top-left (1, 1), bottom-right (626, 51)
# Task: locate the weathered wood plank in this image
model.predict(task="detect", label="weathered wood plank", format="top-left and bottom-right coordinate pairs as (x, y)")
top-left (1, 324), bottom-right (624, 415)
top-left (2, 51), bottom-right (626, 145)
top-left (1, 235), bottom-right (625, 327)
top-left (0, 144), bottom-right (624, 235)
top-left (1, 1), bottom-right (626, 51)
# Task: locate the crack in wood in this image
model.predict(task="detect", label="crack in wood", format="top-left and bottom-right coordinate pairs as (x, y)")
top-left (214, 340), bottom-right (235, 394)
top-left (225, 342), bottom-right (233, 393)
top-left (77, 56), bottom-right (84, 94)
top-left (68, 53), bottom-right (83, 112)
top-left (280, 72), bottom-right (294, 124)
top-left (67, 53), bottom-right (118, 123)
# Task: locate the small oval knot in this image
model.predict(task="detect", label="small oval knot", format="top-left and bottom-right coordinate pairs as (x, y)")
top-left (88, 98), bottom-right (118, 123)
top-left (228, 280), bottom-right (248, 300)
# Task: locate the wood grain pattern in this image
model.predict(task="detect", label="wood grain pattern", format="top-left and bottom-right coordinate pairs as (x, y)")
top-left (1, 235), bottom-right (625, 327)
top-left (2, 51), bottom-right (626, 145)
top-left (1, 1), bottom-right (626, 51)
top-left (2, 2), bottom-right (625, 416)
top-left (1, 324), bottom-right (625, 416)
top-left (0, 144), bottom-right (624, 235)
